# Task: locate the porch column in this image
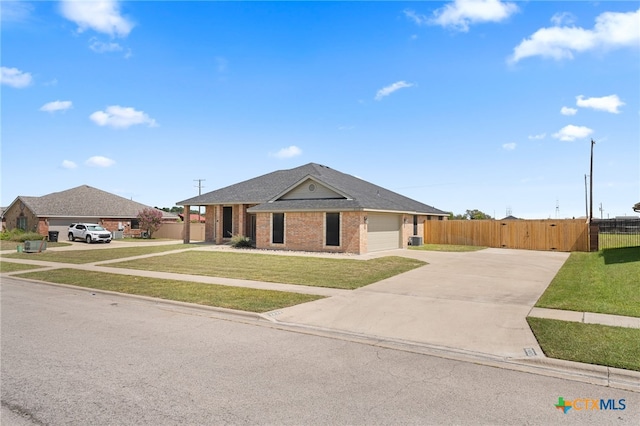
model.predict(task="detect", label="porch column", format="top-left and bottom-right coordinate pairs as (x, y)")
top-left (237, 204), bottom-right (245, 236)
top-left (215, 205), bottom-right (223, 244)
top-left (183, 205), bottom-right (191, 244)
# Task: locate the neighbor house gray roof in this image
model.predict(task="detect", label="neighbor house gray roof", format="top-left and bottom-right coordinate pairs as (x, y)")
top-left (11, 185), bottom-right (178, 219)
top-left (178, 163), bottom-right (447, 215)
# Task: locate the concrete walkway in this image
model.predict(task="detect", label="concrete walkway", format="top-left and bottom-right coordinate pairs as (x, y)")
top-left (2, 241), bottom-right (639, 361)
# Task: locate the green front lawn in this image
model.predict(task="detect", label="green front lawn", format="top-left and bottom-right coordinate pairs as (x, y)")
top-left (535, 247), bottom-right (640, 317)
top-left (0, 261), bottom-right (46, 273)
top-left (2, 244), bottom-right (190, 264)
top-left (15, 269), bottom-right (323, 313)
top-left (108, 251), bottom-right (426, 289)
top-left (527, 317), bottom-right (640, 372)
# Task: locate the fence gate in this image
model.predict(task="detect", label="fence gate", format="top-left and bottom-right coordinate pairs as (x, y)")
top-left (424, 219), bottom-right (590, 252)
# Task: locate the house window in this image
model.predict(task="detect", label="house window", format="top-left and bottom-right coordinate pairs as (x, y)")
top-left (131, 219), bottom-right (140, 229)
top-left (17, 215), bottom-right (27, 230)
top-left (413, 215), bottom-right (418, 235)
top-left (272, 213), bottom-right (284, 244)
top-left (325, 213), bottom-right (340, 246)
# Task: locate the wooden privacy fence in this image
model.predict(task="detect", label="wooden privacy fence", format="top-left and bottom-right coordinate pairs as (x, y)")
top-left (154, 222), bottom-right (205, 241)
top-left (424, 219), bottom-right (590, 252)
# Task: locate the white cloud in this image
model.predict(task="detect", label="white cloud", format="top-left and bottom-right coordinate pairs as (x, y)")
top-left (551, 12), bottom-right (576, 27)
top-left (271, 146), bottom-right (302, 159)
top-left (0, 1), bottom-right (34, 23)
top-left (404, 10), bottom-right (428, 26)
top-left (552, 125), bottom-right (593, 141)
top-left (502, 142), bottom-right (516, 151)
top-left (375, 81), bottom-right (414, 101)
top-left (0, 66), bottom-right (32, 88)
top-left (62, 160), bottom-right (78, 169)
top-left (528, 133), bottom-right (546, 140)
top-left (89, 106), bottom-right (158, 129)
top-left (510, 8), bottom-right (640, 63)
top-left (60, 0), bottom-right (134, 37)
top-left (431, 0), bottom-right (518, 32)
top-left (85, 156), bottom-right (116, 167)
top-left (40, 100), bottom-right (73, 113)
top-left (89, 39), bottom-right (123, 53)
top-left (576, 94), bottom-right (625, 114)
top-left (560, 106), bottom-right (577, 116)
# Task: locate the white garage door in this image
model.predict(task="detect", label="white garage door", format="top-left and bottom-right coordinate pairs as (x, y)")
top-left (367, 214), bottom-right (401, 252)
top-left (49, 218), bottom-right (94, 236)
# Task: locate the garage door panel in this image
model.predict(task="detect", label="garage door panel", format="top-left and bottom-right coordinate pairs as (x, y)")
top-left (367, 214), bottom-right (401, 252)
top-left (48, 218), bottom-right (94, 234)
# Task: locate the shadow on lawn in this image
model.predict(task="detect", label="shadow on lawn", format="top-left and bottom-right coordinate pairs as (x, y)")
top-left (600, 246), bottom-right (640, 265)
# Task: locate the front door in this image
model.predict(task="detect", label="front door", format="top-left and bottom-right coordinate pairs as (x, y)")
top-left (223, 206), bottom-right (233, 238)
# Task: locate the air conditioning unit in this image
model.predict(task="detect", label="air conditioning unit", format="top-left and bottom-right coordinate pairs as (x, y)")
top-left (410, 236), bottom-right (423, 246)
top-left (24, 240), bottom-right (47, 253)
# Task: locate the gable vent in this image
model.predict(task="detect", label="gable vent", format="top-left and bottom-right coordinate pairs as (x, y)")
top-left (309, 184), bottom-right (316, 192)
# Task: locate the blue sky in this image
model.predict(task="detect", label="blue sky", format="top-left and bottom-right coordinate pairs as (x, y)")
top-left (2, 0), bottom-right (638, 219)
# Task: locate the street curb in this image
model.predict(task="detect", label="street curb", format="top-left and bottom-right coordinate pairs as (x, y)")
top-left (513, 357), bottom-right (640, 393)
top-left (5, 276), bottom-right (639, 393)
top-left (266, 319), bottom-right (640, 393)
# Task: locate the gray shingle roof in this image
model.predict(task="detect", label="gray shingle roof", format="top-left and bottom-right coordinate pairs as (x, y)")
top-left (16, 185), bottom-right (178, 219)
top-left (178, 163), bottom-right (447, 215)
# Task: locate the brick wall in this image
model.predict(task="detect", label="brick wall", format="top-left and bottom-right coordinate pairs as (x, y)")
top-left (3, 203), bottom-right (39, 233)
top-left (254, 211), bottom-right (365, 254)
top-left (100, 219), bottom-right (148, 238)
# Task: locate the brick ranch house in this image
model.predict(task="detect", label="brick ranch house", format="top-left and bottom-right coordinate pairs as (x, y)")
top-left (178, 163), bottom-right (448, 254)
top-left (3, 185), bottom-right (178, 238)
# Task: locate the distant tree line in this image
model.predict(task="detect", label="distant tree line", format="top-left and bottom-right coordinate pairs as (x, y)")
top-left (449, 209), bottom-right (493, 220)
top-left (155, 206), bottom-right (201, 215)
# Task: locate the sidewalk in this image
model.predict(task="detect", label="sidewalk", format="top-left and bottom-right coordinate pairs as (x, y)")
top-left (529, 307), bottom-right (640, 329)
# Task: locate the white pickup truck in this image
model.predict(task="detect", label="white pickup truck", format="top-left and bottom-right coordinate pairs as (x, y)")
top-left (68, 223), bottom-right (112, 244)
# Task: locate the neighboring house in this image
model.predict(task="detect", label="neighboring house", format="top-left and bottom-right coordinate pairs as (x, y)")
top-left (178, 213), bottom-right (206, 223)
top-left (501, 215), bottom-right (521, 220)
top-left (3, 185), bottom-right (179, 238)
top-left (177, 163), bottom-right (448, 254)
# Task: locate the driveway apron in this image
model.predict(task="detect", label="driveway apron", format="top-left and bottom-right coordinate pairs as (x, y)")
top-left (272, 248), bottom-right (570, 359)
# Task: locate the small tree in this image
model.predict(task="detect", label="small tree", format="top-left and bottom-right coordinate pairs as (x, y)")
top-left (137, 208), bottom-right (163, 238)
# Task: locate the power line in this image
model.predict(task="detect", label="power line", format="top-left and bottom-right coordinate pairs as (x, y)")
top-left (193, 179), bottom-right (206, 220)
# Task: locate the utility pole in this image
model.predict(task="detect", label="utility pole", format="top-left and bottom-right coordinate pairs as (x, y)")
top-left (599, 203), bottom-right (603, 219)
top-left (584, 174), bottom-right (589, 219)
top-left (194, 179), bottom-right (206, 221)
top-left (589, 140), bottom-right (595, 222)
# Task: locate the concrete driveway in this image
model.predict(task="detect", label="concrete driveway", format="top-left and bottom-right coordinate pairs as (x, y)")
top-left (271, 248), bottom-right (570, 359)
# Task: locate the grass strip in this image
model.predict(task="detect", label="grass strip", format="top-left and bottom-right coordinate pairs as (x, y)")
top-left (409, 244), bottom-right (486, 252)
top-left (0, 261), bottom-right (46, 273)
top-left (109, 252), bottom-right (426, 289)
top-left (15, 269), bottom-right (323, 313)
top-left (2, 244), bottom-right (189, 264)
top-left (535, 248), bottom-right (640, 317)
top-left (527, 317), bottom-right (640, 372)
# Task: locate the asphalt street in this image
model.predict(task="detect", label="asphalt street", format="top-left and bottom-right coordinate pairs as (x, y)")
top-left (2, 277), bottom-right (639, 425)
